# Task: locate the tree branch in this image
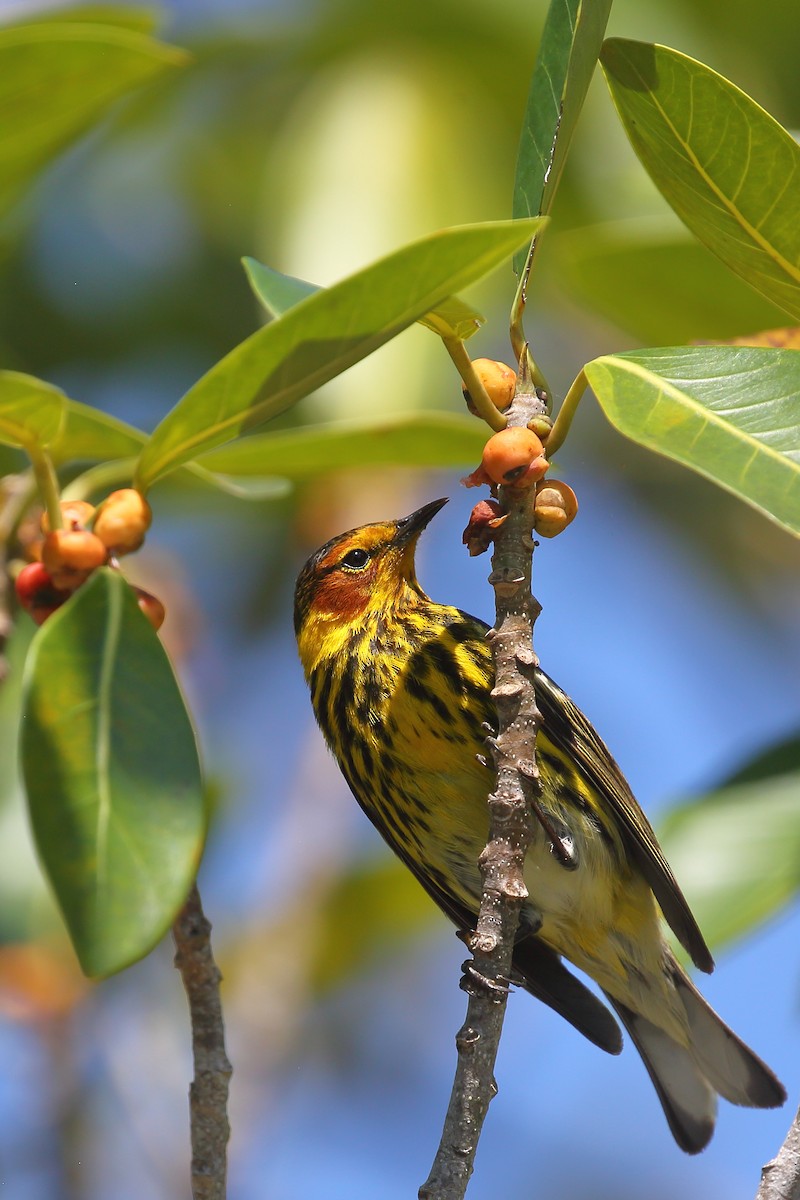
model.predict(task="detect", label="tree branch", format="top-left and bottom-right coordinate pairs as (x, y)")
top-left (173, 882), bottom-right (232, 1200)
top-left (756, 1103), bottom-right (800, 1200)
top-left (419, 362), bottom-right (546, 1200)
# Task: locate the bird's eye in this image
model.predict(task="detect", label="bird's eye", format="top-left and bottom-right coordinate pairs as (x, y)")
top-left (341, 547), bottom-right (370, 570)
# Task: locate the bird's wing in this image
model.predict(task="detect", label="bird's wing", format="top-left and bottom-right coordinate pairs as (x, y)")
top-left (535, 669), bottom-right (714, 974)
top-left (363, 792), bottom-right (622, 1054)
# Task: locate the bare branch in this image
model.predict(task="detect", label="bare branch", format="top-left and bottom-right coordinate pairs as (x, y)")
top-left (756, 1103), bottom-right (800, 1200)
top-left (419, 361), bottom-right (546, 1200)
top-left (173, 883), bottom-right (232, 1200)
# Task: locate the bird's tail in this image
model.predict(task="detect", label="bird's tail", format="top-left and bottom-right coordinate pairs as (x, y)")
top-left (606, 965), bottom-right (786, 1154)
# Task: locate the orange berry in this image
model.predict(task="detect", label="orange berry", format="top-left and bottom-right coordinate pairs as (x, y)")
top-left (463, 359), bottom-right (516, 414)
top-left (480, 427), bottom-right (545, 487)
top-left (533, 480), bottom-right (578, 538)
top-left (134, 586), bottom-right (165, 631)
top-left (40, 500), bottom-right (95, 535)
top-left (42, 529), bottom-right (107, 590)
top-left (93, 489), bottom-right (152, 555)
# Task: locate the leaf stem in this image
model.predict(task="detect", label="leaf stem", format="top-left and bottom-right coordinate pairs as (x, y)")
top-left (27, 444), bottom-right (62, 531)
top-left (545, 368), bottom-right (587, 459)
top-left (443, 338), bottom-right (507, 432)
top-left (61, 458), bottom-right (138, 505)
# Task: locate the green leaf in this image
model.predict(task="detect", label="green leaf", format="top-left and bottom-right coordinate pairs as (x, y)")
top-left (51, 399), bottom-right (147, 465)
top-left (659, 769), bottom-right (800, 951)
top-left (243, 257), bottom-right (483, 341)
top-left (583, 346), bottom-right (800, 536)
top-left (512, 0), bottom-right (612, 274)
top-left (9, 6), bottom-right (161, 35)
top-left (0, 371), bottom-right (65, 449)
top-left (134, 217), bottom-right (544, 490)
top-left (199, 412), bottom-right (486, 477)
top-left (53, 401), bottom-right (288, 498)
top-left (600, 40), bottom-right (800, 321)
top-left (555, 225), bottom-right (789, 345)
top-left (0, 20), bottom-right (186, 217)
top-left (20, 569), bottom-right (205, 977)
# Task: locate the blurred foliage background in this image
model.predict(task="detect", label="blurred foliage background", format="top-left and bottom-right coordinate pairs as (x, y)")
top-left (0, 0), bottom-right (798, 1197)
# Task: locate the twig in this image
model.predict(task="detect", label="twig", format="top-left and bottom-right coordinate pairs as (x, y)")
top-left (419, 356), bottom-right (546, 1200)
top-left (756, 1103), bottom-right (800, 1200)
top-left (173, 883), bottom-right (232, 1200)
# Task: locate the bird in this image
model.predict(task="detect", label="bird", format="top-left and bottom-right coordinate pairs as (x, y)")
top-left (294, 495), bottom-right (786, 1153)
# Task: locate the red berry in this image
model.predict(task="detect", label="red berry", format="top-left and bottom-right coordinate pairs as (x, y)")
top-left (15, 563), bottom-right (71, 624)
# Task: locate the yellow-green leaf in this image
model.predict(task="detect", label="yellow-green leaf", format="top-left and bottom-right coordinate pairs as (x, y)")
top-left (601, 40), bottom-right (800, 321)
top-left (584, 346), bottom-right (800, 536)
top-left (134, 218), bottom-right (544, 490)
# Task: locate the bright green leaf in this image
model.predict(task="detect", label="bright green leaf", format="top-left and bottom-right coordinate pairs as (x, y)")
top-left (555, 224), bottom-right (789, 344)
top-left (20, 569), bottom-right (205, 977)
top-left (512, 0), bottom-right (612, 274)
top-left (134, 217), bottom-right (544, 490)
top-left (243, 257), bottom-right (483, 341)
top-left (584, 346), bottom-right (800, 535)
top-left (0, 21), bottom-right (187, 217)
top-left (50, 399), bottom-right (147, 465)
top-left (601, 40), bottom-right (800, 321)
top-left (0, 371), bottom-right (65, 449)
top-left (660, 770), bottom-right (800, 951)
top-left (199, 412), bottom-right (486, 477)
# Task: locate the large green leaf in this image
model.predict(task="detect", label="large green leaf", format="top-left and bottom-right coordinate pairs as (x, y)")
top-left (660, 768), bottom-right (800, 952)
top-left (52, 400), bottom-right (287, 498)
top-left (584, 346), bottom-right (800, 536)
top-left (20, 569), bottom-right (205, 977)
top-left (601, 40), bottom-right (800, 321)
top-left (556, 225), bottom-right (789, 344)
top-left (134, 218), bottom-right (544, 490)
top-left (243, 257), bottom-right (484, 341)
top-left (0, 20), bottom-right (186, 217)
top-left (199, 412), bottom-right (486, 477)
top-left (512, 0), bottom-right (612, 274)
top-left (0, 371), bottom-right (65, 449)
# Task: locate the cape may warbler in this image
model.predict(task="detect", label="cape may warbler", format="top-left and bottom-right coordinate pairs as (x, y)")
top-left (294, 497), bottom-right (785, 1152)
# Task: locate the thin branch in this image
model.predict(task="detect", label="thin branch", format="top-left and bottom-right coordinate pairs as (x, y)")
top-left (756, 1103), bottom-right (800, 1200)
top-left (419, 357), bottom-right (545, 1200)
top-left (443, 337), bottom-right (508, 432)
top-left (173, 883), bottom-right (232, 1200)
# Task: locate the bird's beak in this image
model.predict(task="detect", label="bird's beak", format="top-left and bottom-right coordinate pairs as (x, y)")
top-left (392, 497), bottom-right (448, 547)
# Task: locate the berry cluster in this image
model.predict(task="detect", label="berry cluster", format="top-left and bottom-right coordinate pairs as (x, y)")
top-left (461, 358), bottom-right (578, 552)
top-left (15, 489), bottom-right (164, 630)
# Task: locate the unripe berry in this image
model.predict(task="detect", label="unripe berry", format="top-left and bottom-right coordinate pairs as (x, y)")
top-left (134, 586), bottom-right (166, 631)
top-left (527, 415), bottom-right (553, 442)
top-left (533, 480), bottom-right (578, 538)
top-left (40, 500), bottom-right (95, 535)
top-left (42, 529), bottom-right (108, 589)
top-left (93, 489), bottom-right (152, 555)
top-left (481, 427), bottom-right (547, 488)
top-left (462, 359), bottom-right (516, 415)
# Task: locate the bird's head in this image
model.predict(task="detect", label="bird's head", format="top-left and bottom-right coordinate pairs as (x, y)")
top-left (294, 497), bottom-right (447, 667)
